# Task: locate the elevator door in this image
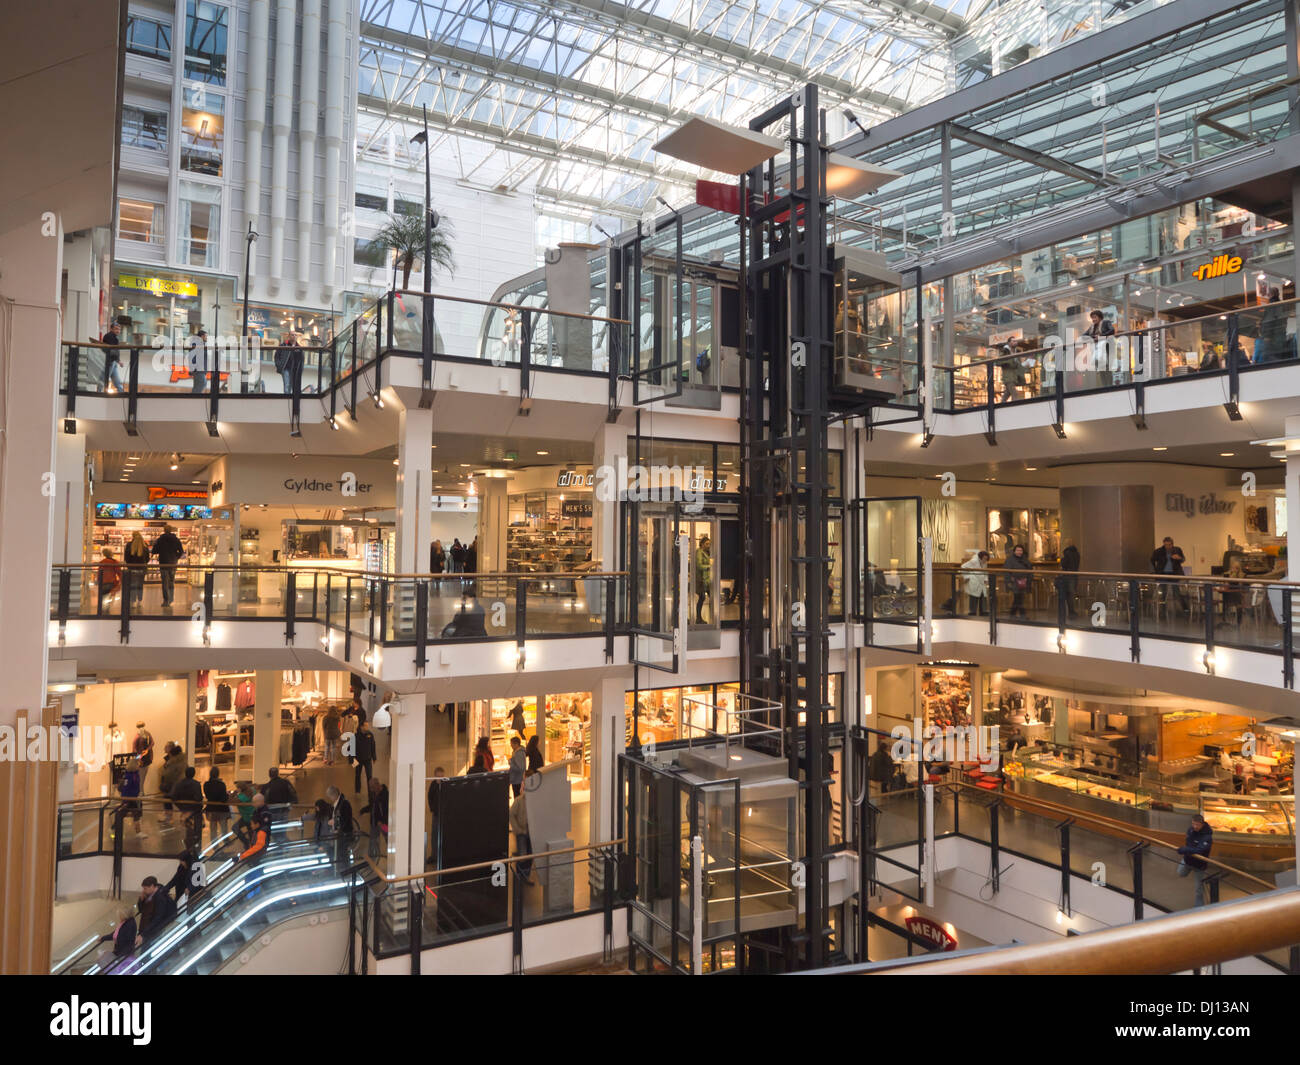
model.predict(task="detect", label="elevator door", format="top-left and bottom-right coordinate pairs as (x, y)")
top-left (857, 495), bottom-right (923, 652)
top-left (628, 504), bottom-right (681, 671)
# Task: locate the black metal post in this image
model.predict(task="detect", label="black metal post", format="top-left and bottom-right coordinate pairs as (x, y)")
top-left (1129, 579), bottom-right (1142, 662)
top-left (414, 579), bottom-right (428, 675)
top-left (285, 570), bottom-right (296, 645)
top-left (125, 348), bottom-right (140, 434)
top-left (241, 221), bottom-right (257, 350)
top-left (1284, 588), bottom-right (1294, 689)
top-left (1130, 841), bottom-right (1146, 921)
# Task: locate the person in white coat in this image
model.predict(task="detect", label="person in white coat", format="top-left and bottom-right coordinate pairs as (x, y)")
top-left (962, 550), bottom-right (991, 615)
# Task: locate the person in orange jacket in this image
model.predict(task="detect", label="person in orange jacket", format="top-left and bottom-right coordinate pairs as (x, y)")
top-left (235, 793), bottom-right (272, 862)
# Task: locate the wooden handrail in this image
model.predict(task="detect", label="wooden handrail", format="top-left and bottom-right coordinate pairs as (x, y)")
top-left (369, 837), bottom-right (626, 885)
top-left (953, 781), bottom-right (1277, 892)
top-left (937, 566), bottom-right (1293, 588)
top-left (866, 888), bottom-right (1300, 975)
top-left (396, 287), bottom-right (630, 326)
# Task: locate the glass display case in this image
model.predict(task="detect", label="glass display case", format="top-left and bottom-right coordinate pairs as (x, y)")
top-left (1200, 796), bottom-right (1293, 838)
top-left (1005, 749), bottom-right (1152, 808)
top-left (282, 519), bottom-right (393, 571)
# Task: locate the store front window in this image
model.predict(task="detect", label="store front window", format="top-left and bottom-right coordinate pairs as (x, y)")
top-left (126, 13), bottom-right (171, 61)
top-left (177, 183), bottom-right (221, 268)
top-left (181, 92), bottom-right (224, 177)
top-left (117, 199), bottom-right (166, 247)
top-left (184, 0), bottom-right (228, 86)
top-left (111, 266), bottom-right (235, 349)
top-left (121, 105), bottom-right (168, 155)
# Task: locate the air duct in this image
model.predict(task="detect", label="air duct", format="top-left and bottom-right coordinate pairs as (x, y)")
top-left (322, 0), bottom-right (346, 302)
top-left (267, 0), bottom-right (297, 296)
top-left (297, 0), bottom-right (321, 299)
top-left (243, 0), bottom-right (270, 282)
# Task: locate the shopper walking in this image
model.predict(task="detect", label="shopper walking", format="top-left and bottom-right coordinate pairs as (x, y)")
top-left (99, 321), bottom-right (125, 393)
top-left (449, 538), bottom-right (465, 574)
top-left (187, 326), bottom-right (209, 393)
top-left (467, 736), bottom-right (493, 774)
top-left (1003, 543), bottom-right (1032, 618)
top-left (274, 331), bottom-right (304, 394)
top-left (1058, 540), bottom-right (1081, 618)
top-left (961, 549), bottom-right (990, 615)
top-left (694, 534), bottom-right (713, 624)
top-left (203, 765), bottom-right (230, 840)
top-left (150, 524), bottom-right (185, 609)
top-left (508, 735), bottom-right (526, 797)
top-left (868, 739), bottom-right (896, 794)
top-left (262, 765), bottom-right (298, 808)
top-left (430, 538), bottom-right (445, 583)
top-left (509, 786), bottom-right (533, 883)
top-left (124, 532), bottom-right (150, 609)
top-left (1176, 813), bottom-right (1215, 907)
top-left (323, 704), bottom-right (341, 765)
top-left (352, 720), bottom-right (377, 794)
top-left (158, 742), bottom-right (187, 824)
top-left (171, 766), bottom-right (205, 851)
top-left (525, 734), bottom-right (544, 773)
top-left (96, 548), bottom-right (122, 614)
top-left (1082, 309), bottom-right (1116, 386)
top-left (164, 848), bottom-right (200, 904)
top-left (360, 777), bottom-right (389, 861)
top-left (118, 756), bottom-right (143, 834)
top-left (325, 784), bottom-right (354, 868)
top-left (1150, 536), bottom-right (1190, 617)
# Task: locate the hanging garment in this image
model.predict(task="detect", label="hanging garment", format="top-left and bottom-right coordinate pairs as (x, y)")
top-left (197, 669), bottom-right (210, 689)
top-left (193, 721), bottom-right (212, 750)
top-left (215, 683), bottom-right (233, 711)
top-left (234, 680), bottom-right (256, 710)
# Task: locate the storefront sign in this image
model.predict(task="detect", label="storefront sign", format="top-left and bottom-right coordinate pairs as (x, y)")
top-left (146, 486), bottom-right (208, 501)
top-left (208, 455), bottom-right (396, 507)
top-left (1165, 492), bottom-right (1237, 517)
top-left (117, 273), bottom-right (199, 298)
top-left (696, 178), bottom-right (741, 215)
top-left (562, 498), bottom-right (593, 518)
top-left (283, 476), bottom-right (373, 495)
top-left (905, 915), bottom-right (957, 952)
top-left (557, 470), bottom-right (595, 488)
top-left (1191, 254), bottom-right (1243, 282)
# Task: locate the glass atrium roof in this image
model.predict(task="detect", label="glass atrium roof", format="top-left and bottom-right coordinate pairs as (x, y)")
top-left (358, 0), bottom-right (974, 219)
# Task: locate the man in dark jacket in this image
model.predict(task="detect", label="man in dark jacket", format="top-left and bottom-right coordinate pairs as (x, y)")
top-left (100, 322), bottom-right (125, 392)
top-left (1176, 813), bottom-right (1214, 906)
top-left (352, 721), bottom-right (377, 794)
top-left (138, 876), bottom-right (177, 944)
top-left (1003, 543), bottom-right (1033, 617)
top-left (1058, 541), bottom-right (1081, 618)
top-left (150, 525), bottom-right (185, 608)
top-left (171, 766), bottom-right (205, 850)
top-left (868, 740), bottom-right (896, 794)
top-left (325, 784), bottom-right (354, 869)
top-left (273, 332), bottom-right (304, 394)
top-left (1151, 536), bottom-right (1189, 616)
top-left (262, 766), bottom-right (298, 807)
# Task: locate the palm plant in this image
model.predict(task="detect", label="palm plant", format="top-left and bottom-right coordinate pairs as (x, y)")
top-left (365, 210), bottom-right (456, 289)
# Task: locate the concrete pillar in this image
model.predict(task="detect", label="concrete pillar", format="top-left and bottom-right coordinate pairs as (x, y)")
top-left (592, 423), bottom-right (627, 569)
top-left (0, 215), bottom-right (62, 727)
top-left (588, 671), bottom-right (632, 846)
top-left (252, 669), bottom-right (284, 782)
top-left (0, 214), bottom-right (63, 975)
top-left (395, 404), bottom-right (433, 574)
top-left (475, 477), bottom-right (508, 573)
top-left (388, 690), bottom-right (427, 877)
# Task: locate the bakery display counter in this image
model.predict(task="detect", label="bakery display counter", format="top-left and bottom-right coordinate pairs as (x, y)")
top-left (1201, 797), bottom-right (1293, 838)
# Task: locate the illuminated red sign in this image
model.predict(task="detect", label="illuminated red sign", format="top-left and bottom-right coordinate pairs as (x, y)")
top-left (906, 915), bottom-right (957, 952)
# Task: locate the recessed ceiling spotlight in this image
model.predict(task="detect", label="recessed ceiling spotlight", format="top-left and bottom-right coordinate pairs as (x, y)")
top-left (1220, 452), bottom-right (1235, 457)
top-left (536, 450), bottom-right (549, 456)
top-left (1152, 446), bottom-right (1168, 452)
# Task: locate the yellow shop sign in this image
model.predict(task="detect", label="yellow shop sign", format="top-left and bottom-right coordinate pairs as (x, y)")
top-left (116, 273), bottom-right (200, 298)
top-left (1191, 254), bottom-right (1243, 282)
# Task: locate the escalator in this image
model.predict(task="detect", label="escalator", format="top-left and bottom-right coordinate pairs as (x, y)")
top-left (57, 825), bottom-right (376, 976)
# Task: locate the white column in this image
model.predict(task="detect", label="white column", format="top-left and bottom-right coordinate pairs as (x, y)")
top-left (243, 0), bottom-right (270, 281)
top-left (476, 478), bottom-right (508, 573)
top-left (591, 423), bottom-right (627, 569)
top-left (588, 672), bottom-right (631, 846)
top-left (296, 0), bottom-right (321, 300)
top-left (267, 0), bottom-right (297, 295)
top-left (0, 215), bottom-right (62, 726)
top-left (252, 669), bottom-right (284, 782)
top-left (321, 0), bottom-right (346, 300)
top-left (388, 690), bottom-right (427, 877)
top-left (395, 404), bottom-right (433, 574)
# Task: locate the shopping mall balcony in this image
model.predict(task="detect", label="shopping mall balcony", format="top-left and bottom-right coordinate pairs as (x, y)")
top-left (856, 563), bottom-right (1300, 699)
top-left (49, 563), bottom-right (630, 692)
top-left (58, 286), bottom-right (745, 455)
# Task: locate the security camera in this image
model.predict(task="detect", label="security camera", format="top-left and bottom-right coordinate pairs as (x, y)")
top-left (372, 699), bottom-right (402, 729)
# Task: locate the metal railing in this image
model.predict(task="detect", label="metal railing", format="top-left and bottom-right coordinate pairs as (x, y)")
top-left (51, 563), bottom-right (628, 666)
top-left (350, 838), bottom-right (626, 974)
top-left (61, 289), bottom-right (632, 430)
top-left (925, 564), bottom-right (1297, 687)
